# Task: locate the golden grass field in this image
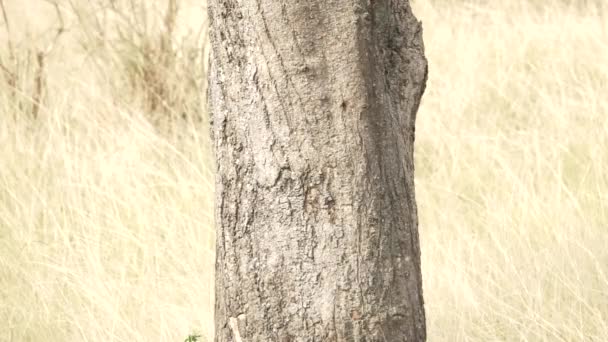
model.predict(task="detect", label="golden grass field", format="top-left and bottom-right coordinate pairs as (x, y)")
top-left (1, 0), bottom-right (606, 341)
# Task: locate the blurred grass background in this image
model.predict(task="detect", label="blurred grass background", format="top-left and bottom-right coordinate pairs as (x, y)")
top-left (0, 0), bottom-right (606, 341)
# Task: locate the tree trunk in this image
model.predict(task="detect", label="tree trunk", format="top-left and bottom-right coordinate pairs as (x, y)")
top-left (208, 0), bottom-right (428, 341)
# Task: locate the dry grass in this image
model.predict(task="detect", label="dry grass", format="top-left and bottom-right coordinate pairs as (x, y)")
top-left (0, 0), bottom-right (606, 341)
top-left (1, 1), bottom-right (214, 341)
top-left (413, 0), bottom-right (608, 340)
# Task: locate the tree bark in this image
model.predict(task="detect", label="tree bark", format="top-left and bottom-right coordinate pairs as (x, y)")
top-left (208, 0), bottom-right (428, 341)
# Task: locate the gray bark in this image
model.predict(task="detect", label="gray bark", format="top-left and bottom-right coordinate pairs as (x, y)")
top-left (208, 0), bottom-right (428, 341)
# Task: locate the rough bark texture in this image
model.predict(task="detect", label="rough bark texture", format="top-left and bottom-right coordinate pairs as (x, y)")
top-left (208, 0), bottom-right (428, 341)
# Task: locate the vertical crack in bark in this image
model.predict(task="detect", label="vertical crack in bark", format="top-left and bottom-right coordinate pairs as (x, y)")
top-left (253, 0), bottom-right (306, 127)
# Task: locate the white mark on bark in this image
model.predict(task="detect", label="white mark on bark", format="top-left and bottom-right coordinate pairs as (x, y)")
top-left (229, 316), bottom-right (244, 342)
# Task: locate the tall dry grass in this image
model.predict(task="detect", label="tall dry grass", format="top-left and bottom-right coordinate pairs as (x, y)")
top-left (413, 0), bottom-right (608, 340)
top-left (0, 0), bottom-right (606, 341)
top-left (1, 1), bottom-right (215, 341)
